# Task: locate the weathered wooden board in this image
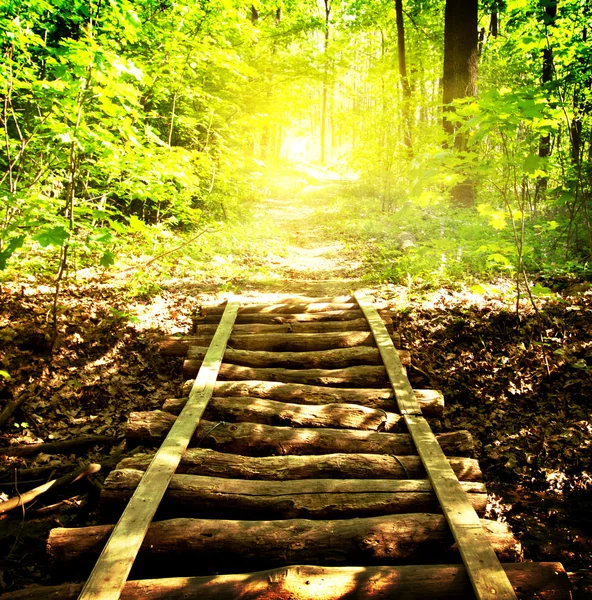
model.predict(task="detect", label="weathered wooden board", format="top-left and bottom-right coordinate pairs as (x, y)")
top-left (116, 448), bottom-right (483, 481)
top-left (0, 563), bottom-right (572, 600)
top-left (77, 302), bottom-right (240, 600)
top-left (126, 412), bottom-right (474, 456)
top-left (101, 469), bottom-right (487, 520)
top-left (48, 514), bottom-right (521, 576)
top-left (356, 291), bottom-right (519, 600)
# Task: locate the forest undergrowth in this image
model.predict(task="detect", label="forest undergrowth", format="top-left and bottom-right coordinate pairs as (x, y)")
top-left (0, 176), bottom-right (591, 595)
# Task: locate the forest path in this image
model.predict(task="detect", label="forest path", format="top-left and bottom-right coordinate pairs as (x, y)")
top-left (236, 176), bottom-right (367, 297)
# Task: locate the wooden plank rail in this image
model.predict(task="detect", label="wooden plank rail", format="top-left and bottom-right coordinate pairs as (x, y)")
top-left (354, 291), bottom-right (519, 600)
top-left (4, 294), bottom-right (572, 600)
top-left (77, 301), bottom-right (240, 600)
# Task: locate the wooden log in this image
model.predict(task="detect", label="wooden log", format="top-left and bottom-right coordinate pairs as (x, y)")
top-left (166, 396), bottom-right (403, 431)
top-left (117, 449), bottom-right (483, 481)
top-left (0, 435), bottom-right (121, 458)
top-left (196, 309), bottom-right (368, 324)
top-left (0, 563), bottom-right (572, 600)
top-left (183, 363), bottom-right (392, 387)
top-left (0, 395), bottom-right (29, 429)
top-left (183, 346), bottom-right (409, 373)
top-left (203, 302), bottom-right (362, 315)
top-left (161, 331), bottom-right (379, 356)
top-left (47, 514), bottom-right (521, 576)
top-left (176, 382), bottom-right (444, 417)
top-left (193, 317), bottom-right (394, 335)
top-left (126, 412), bottom-right (474, 456)
top-left (188, 345), bottom-right (392, 368)
top-left (0, 463), bottom-right (101, 516)
top-left (101, 469), bottom-right (487, 520)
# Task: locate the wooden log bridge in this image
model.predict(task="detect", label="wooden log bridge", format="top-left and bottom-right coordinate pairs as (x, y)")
top-left (13, 294), bottom-right (572, 600)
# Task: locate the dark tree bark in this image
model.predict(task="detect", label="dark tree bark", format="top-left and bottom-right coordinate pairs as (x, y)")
top-left (395, 0), bottom-right (413, 152)
top-left (540, 0), bottom-right (558, 145)
top-left (490, 9), bottom-right (499, 38)
top-left (535, 0), bottom-right (558, 199)
top-left (442, 0), bottom-right (479, 207)
top-left (320, 0), bottom-right (331, 165)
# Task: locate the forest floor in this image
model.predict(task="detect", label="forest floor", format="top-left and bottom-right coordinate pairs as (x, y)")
top-left (0, 172), bottom-right (590, 596)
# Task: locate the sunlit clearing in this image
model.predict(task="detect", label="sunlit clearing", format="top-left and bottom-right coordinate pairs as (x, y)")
top-left (284, 135), bottom-right (311, 162)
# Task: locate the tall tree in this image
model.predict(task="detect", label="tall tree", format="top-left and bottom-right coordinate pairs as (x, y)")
top-left (320, 0), bottom-right (332, 165)
top-left (535, 0), bottom-right (558, 198)
top-left (395, 0), bottom-right (413, 152)
top-left (442, 0), bottom-right (479, 206)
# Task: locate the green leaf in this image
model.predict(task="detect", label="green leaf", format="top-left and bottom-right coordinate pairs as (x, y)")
top-left (100, 250), bottom-right (115, 267)
top-left (91, 228), bottom-right (114, 244)
top-left (488, 253), bottom-right (512, 266)
top-left (530, 284), bottom-right (554, 296)
top-left (108, 219), bottom-right (127, 234)
top-left (110, 307), bottom-right (140, 323)
top-left (524, 153), bottom-right (546, 175)
top-left (0, 235), bottom-right (25, 269)
top-left (128, 215), bottom-right (146, 232)
top-left (0, 370), bottom-right (11, 379)
top-left (34, 226), bottom-right (69, 247)
top-left (470, 284), bottom-right (500, 295)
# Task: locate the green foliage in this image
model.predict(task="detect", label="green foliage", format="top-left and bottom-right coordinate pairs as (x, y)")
top-left (1, 0), bottom-right (592, 295)
top-left (0, 0), bottom-right (274, 281)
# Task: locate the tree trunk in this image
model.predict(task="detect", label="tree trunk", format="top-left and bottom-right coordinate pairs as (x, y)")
top-left (442, 0), bottom-right (479, 207)
top-left (0, 435), bottom-right (120, 458)
top-left (47, 514), bottom-right (520, 576)
top-left (320, 0), bottom-right (331, 165)
top-left (536, 0), bottom-right (558, 199)
top-left (176, 381), bottom-right (445, 417)
top-left (489, 6), bottom-right (499, 37)
top-left (101, 469), bottom-right (487, 521)
top-left (116, 448), bottom-right (482, 481)
top-left (395, 0), bottom-right (413, 152)
top-left (183, 363), bottom-right (400, 388)
top-left (0, 563), bottom-right (571, 600)
top-left (185, 344), bottom-right (395, 369)
top-left (126, 412), bottom-right (474, 456)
